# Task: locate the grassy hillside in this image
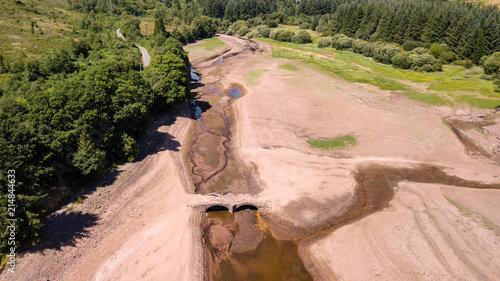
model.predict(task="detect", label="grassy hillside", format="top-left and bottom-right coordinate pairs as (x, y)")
top-left (0, 0), bottom-right (81, 57)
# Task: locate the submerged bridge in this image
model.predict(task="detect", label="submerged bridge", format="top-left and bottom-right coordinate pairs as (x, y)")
top-left (192, 195), bottom-right (266, 214)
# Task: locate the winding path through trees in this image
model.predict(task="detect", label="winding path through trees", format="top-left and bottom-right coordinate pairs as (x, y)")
top-left (116, 28), bottom-right (150, 67)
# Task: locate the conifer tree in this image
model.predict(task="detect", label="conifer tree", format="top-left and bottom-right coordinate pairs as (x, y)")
top-left (422, 8), bottom-right (448, 44)
top-left (472, 28), bottom-right (486, 64)
top-left (154, 15), bottom-right (167, 38)
top-left (458, 20), bottom-right (480, 59)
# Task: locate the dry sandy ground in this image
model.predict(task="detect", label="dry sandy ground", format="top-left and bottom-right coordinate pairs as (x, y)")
top-left (2, 35), bottom-right (499, 280)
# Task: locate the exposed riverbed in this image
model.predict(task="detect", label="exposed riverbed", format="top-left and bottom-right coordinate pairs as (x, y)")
top-left (187, 48), bottom-right (314, 280)
top-left (184, 36), bottom-right (500, 281)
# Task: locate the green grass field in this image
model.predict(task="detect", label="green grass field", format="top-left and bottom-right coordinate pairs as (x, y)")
top-left (307, 135), bottom-right (357, 150)
top-left (185, 37), bottom-right (228, 62)
top-left (279, 64), bottom-right (297, 71)
top-left (186, 37), bottom-right (227, 52)
top-left (0, 0), bottom-right (82, 57)
top-left (272, 47), bottom-right (408, 91)
top-left (260, 34), bottom-right (500, 109)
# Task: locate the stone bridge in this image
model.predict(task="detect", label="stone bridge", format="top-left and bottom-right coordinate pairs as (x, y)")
top-left (191, 194), bottom-right (265, 214)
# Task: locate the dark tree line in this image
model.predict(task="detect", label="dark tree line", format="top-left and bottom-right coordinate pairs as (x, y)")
top-left (188, 0), bottom-right (499, 63)
top-left (317, 0), bottom-right (499, 64)
top-left (67, 0), bottom-right (156, 16)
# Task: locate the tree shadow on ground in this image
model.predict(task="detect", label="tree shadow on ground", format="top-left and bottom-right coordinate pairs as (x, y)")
top-left (29, 210), bottom-right (99, 252)
top-left (195, 100), bottom-right (212, 113)
top-left (191, 80), bottom-right (205, 90)
top-left (134, 109), bottom-right (184, 162)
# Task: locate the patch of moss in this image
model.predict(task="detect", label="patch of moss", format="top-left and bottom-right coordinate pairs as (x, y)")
top-left (279, 64), bottom-right (297, 71)
top-left (307, 134), bottom-right (357, 150)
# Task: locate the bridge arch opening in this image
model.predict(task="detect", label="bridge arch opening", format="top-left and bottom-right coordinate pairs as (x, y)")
top-left (234, 204), bottom-right (258, 212)
top-left (206, 205), bottom-right (230, 212)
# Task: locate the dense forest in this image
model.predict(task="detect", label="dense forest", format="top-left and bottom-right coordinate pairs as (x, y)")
top-left (146, 0), bottom-right (500, 72)
top-left (0, 11), bottom-right (190, 260)
top-left (150, 0), bottom-right (500, 64)
top-left (1, 0), bottom-right (500, 265)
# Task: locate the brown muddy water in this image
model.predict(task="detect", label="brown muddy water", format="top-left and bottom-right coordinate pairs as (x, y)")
top-left (203, 210), bottom-right (312, 281)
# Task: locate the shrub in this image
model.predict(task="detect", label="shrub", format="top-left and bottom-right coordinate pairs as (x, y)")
top-left (277, 30), bottom-right (294, 42)
top-left (373, 43), bottom-right (403, 64)
top-left (483, 52), bottom-right (500, 75)
top-left (362, 42), bottom-right (381, 57)
top-left (480, 74), bottom-right (493, 81)
top-left (439, 51), bottom-right (457, 64)
top-left (219, 19), bottom-right (231, 33)
top-left (286, 18), bottom-right (299, 25)
top-left (392, 51), bottom-right (412, 69)
top-left (414, 64), bottom-right (436, 72)
top-left (297, 30), bottom-right (312, 44)
top-left (429, 43), bottom-right (448, 59)
top-left (402, 40), bottom-right (425, 51)
top-left (237, 26), bottom-right (249, 36)
top-left (257, 25), bottom-right (271, 38)
top-left (412, 47), bottom-right (430, 55)
top-left (337, 37), bottom-right (354, 50)
top-left (266, 19), bottom-right (278, 28)
top-left (331, 34), bottom-right (354, 50)
top-left (232, 20), bottom-right (249, 31)
top-left (315, 25), bottom-right (328, 34)
top-left (121, 133), bottom-right (140, 162)
top-left (291, 35), bottom-right (298, 43)
top-left (246, 30), bottom-right (259, 39)
top-left (317, 37), bottom-right (332, 48)
top-left (352, 39), bottom-right (368, 54)
top-left (454, 59), bottom-right (474, 69)
top-left (269, 29), bottom-right (283, 40)
top-left (410, 53), bottom-right (442, 72)
top-left (331, 33), bottom-right (347, 42)
top-left (299, 22), bottom-right (312, 30)
top-left (247, 17), bottom-right (264, 27)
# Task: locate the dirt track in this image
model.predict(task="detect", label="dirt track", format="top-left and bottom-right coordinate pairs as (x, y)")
top-left (2, 35), bottom-right (500, 280)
